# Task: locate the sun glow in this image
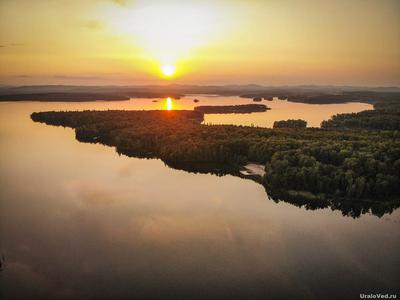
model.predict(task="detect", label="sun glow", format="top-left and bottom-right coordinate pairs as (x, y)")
top-left (161, 65), bottom-right (176, 77)
top-left (105, 1), bottom-right (226, 79)
top-left (166, 97), bottom-right (173, 110)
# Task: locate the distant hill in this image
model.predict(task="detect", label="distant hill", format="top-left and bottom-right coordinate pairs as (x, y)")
top-left (0, 84), bottom-right (399, 102)
top-left (0, 92), bottom-right (129, 101)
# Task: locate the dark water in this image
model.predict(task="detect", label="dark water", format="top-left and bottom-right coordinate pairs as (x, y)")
top-left (0, 100), bottom-right (399, 299)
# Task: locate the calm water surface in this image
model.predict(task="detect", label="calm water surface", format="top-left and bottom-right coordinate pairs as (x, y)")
top-left (0, 99), bottom-right (399, 299)
top-left (0, 95), bottom-right (373, 128)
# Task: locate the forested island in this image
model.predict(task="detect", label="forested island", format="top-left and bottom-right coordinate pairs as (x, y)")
top-left (194, 104), bottom-right (268, 114)
top-left (31, 101), bottom-right (400, 218)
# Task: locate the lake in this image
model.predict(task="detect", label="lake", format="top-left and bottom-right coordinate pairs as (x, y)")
top-left (0, 95), bottom-right (373, 128)
top-left (0, 99), bottom-right (399, 299)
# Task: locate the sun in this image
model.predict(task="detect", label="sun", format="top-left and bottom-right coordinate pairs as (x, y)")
top-left (106, 2), bottom-right (228, 80)
top-left (161, 65), bottom-right (176, 77)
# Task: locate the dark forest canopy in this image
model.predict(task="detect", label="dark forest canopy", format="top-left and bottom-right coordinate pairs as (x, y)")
top-left (31, 106), bottom-right (400, 218)
top-left (273, 119), bottom-right (307, 128)
top-left (240, 90), bottom-right (400, 104)
top-left (322, 102), bottom-right (400, 130)
top-left (194, 104), bottom-right (268, 114)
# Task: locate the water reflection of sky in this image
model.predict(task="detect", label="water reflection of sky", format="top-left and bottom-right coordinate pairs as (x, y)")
top-left (160, 96), bottom-right (372, 127)
top-left (0, 95), bottom-right (373, 128)
top-left (0, 100), bottom-right (398, 299)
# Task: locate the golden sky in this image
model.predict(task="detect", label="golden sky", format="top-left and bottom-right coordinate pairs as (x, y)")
top-left (0, 0), bottom-right (399, 86)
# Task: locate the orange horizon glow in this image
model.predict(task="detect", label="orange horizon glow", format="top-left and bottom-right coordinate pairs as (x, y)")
top-left (0, 0), bottom-right (399, 86)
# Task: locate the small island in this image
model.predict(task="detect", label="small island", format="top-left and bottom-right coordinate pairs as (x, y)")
top-left (194, 104), bottom-right (269, 114)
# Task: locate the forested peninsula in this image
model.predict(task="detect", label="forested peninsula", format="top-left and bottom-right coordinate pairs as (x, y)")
top-left (194, 104), bottom-right (268, 114)
top-left (31, 101), bottom-right (400, 218)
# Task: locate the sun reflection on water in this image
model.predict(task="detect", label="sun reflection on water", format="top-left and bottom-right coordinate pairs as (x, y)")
top-left (166, 97), bottom-right (173, 110)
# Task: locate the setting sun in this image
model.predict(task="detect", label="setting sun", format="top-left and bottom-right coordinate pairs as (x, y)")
top-left (161, 65), bottom-right (176, 77)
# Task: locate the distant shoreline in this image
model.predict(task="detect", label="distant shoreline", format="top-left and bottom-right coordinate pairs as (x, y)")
top-left (0, 91), bottom-right (396, 105)
top-left (0, 93), bottom-right (129, 101)
top-left (0, 92), bottom-right (181, 102)
top-left (0, 85), bottom-right (399, 104)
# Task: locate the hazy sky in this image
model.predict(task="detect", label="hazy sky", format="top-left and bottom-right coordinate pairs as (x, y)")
top-left (0, 0), bottom-right (399, 86)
